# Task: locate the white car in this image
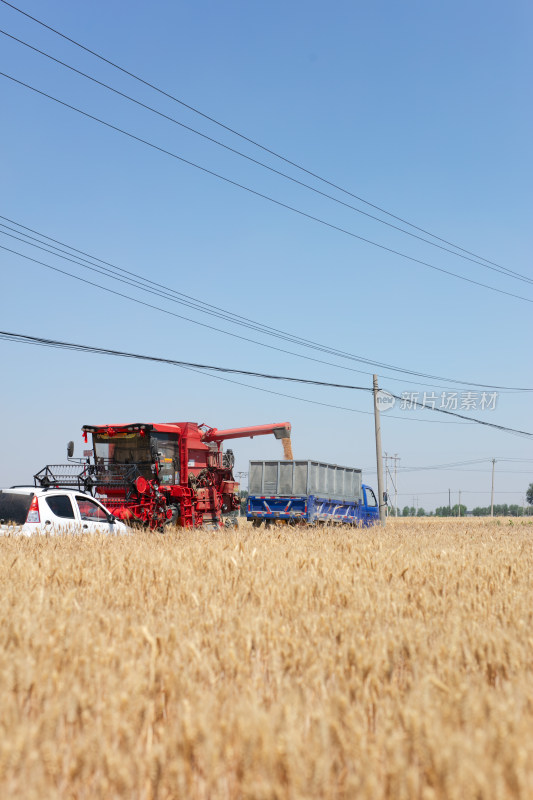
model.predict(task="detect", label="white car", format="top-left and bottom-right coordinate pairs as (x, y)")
top-left (0, 486), bottom-right (128, 535)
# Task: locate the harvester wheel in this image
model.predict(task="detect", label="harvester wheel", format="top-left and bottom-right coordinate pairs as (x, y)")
top-left (157, 504), bottom-right (180, 532)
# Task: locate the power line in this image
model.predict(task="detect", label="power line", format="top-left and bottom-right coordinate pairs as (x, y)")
top-left (2, 223), bottom-right (532, 394)
top-left (0, 216), bottom-right (345, 349)
top-left (494, 458), bottom-right (533, 463)
top-left (0, 0), bottom-right (527, 284)
top-left (2, 238), bottom-right (399, 381)
top-left (397, 458), bottom-right (533, 471)
top-left (1, 237), bottom-right (487, 392)
top-left (364, 457), bottom-right (533, 477)
top-left (4, 221), bottom-right (471, 390)
top-left (0, 329), bottom-right (373, 389)
top-left (397, 458), bottom-right (493, 471)
top-left (0, 329), bottom-right (531, 437)
top-left (2, 70), bottom-right (533, 311)
top-left (394, 491), bottom-right (529, 496)
top-left (2, 27), bottom-right (532, 290)
top-left (0, 328), bottom-right (461, 422)
top-left (385, 389), bottom-right (532, 436)
top-left (398, 467), bottom-right (532, 474)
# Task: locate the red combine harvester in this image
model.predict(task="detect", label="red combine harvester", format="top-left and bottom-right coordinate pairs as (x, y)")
top-left (35, 421), bottom-right (291, 529)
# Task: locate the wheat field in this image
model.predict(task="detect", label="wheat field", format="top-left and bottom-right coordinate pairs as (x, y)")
top-left (1, 517), bottom-right (532, 799)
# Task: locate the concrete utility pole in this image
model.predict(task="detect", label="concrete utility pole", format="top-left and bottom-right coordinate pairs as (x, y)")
top-left (383, 452), bottom-right (389, 517)
top-left (236, 472), bottom-right (248, 517)
top-left (458, 490), bottom-right (461, 517)
top-left (385, 461), bottom-right (398, 516)
top-left (373, 375), bottom-right (386, 526)
top-left (393, 453), bottom-right (399, 516)
top-left (449, 488), bottom-right (451, 514)
top-left (490, 459), bottom-right (496, 517)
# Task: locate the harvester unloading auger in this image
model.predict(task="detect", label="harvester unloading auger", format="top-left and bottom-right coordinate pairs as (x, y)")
top-left (35, 421), bottom-right (291, 529)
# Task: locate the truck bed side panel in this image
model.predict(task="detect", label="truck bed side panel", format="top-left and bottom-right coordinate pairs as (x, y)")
top-left (247, 495), bottom-right (376, 526)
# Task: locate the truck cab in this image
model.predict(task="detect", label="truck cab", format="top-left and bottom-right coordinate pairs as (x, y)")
top-left (361, 484), bottom-right (379, 524)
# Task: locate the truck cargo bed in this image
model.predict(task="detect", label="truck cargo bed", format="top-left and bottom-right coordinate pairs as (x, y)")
top-left (247, 461), bottom-right (379, 527)
top-left (249, 460), bottom-right (362, 503)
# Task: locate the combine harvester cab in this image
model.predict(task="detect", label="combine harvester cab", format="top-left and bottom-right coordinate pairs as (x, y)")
top-left (75, 421), bottom-right (291, 530)
top-left (247, 460), bottom-right (379, 527)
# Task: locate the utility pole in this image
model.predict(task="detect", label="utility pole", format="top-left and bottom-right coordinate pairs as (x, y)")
top-left (386, 464), bottom-right (397, 516)
top-left (458, 490), bottom-right (461, 517)
top-left (383, 452), bottom-right (389, 517)
top-left (490, 459), bottom-right (496, 517)
top-left (448, 488), bottom-right (451, 515)
top-left (393, 453), bottom-right (399, 516)
top-left (236, 471), bottom-right (248, 488)
top-left (236, 471), bottom-right (248, 517)
top-left (373, 375), bottom-right (386, 526)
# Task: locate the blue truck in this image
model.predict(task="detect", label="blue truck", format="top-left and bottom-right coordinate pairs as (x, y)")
top-left (247, 459), bottom-right (380, 526)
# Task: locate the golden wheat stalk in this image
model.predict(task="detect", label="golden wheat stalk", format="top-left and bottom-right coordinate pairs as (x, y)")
top-left (1, 517), bottom-right (532, 798)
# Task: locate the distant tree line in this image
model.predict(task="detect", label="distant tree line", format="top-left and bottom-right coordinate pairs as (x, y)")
top-left (471, 504), bottom-right (532, 517)
top-left (389, 504), bottom-right (532, 517)
top-left (388, 505), bottom-right (468, 517)
top-left (434, 505), bottom-right (468, 517)
top-left (387, 482), bottom-right (533, 518)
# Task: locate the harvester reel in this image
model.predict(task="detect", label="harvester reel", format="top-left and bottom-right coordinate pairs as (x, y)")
top-left (135, 476), bottom-right (149, 495)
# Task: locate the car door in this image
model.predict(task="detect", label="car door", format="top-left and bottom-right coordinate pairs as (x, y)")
top-left (42, 493), bottom-right (77, 533)
top-left (75, 495), bottom-right (116, 534)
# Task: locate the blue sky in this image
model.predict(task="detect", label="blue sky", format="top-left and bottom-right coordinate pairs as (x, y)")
top-left (1, 0), bottom-right (531, 510)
